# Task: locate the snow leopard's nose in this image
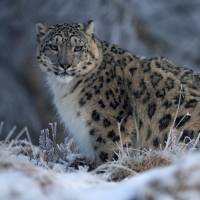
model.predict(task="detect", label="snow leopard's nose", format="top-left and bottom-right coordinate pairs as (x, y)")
top-left (58, 52), bottom-right (69, 68)
top-left (58, 44), bottom-right (70, 68)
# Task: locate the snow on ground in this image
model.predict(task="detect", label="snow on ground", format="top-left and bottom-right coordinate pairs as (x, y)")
top-left (0, 139), bottom-right (200, 200)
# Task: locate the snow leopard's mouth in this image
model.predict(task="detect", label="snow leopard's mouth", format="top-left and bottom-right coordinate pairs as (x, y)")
top-left (59, 63), bottom-right (70, 70)
top-left (55, 64), bottom-right (78, 77)
top-left (39, 61), bottom-right (77, 77)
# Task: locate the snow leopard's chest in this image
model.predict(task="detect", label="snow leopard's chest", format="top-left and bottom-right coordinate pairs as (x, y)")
top-left (48, 78), bottom-right (95, 159)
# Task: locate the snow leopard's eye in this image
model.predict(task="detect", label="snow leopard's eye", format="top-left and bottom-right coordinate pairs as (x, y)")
top-left (74, 46), bottom-right (83, 52)
top-left (49, 44), bottom-right (58, 51)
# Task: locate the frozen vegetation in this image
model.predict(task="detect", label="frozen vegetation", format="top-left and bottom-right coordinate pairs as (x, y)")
top-left (0, 122), bottom-right (200, 199)
top-left (1, 0), bottom-right (200, 142)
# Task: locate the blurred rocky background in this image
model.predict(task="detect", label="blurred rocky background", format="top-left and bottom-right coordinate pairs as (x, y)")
top-left (0, 0), bottom-right (200, 143)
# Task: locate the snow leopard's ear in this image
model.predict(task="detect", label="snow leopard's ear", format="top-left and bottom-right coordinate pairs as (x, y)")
top-left (36, 22), bottom-right (49, 41)
top-left (84, 20), bottom-right (94, 36)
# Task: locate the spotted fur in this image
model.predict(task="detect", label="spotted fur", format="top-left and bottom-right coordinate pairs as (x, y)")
top-left (36, 21), bottom-right (200, 165)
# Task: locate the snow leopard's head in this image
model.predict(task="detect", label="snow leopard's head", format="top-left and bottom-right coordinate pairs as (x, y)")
top-left (36, 21), bottom-right (102, 82)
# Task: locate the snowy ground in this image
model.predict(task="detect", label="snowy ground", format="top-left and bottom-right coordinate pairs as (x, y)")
top-left (1, 140), bottom-right (200, 200)
top-left (0, 123), bottom-right (200, 200)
